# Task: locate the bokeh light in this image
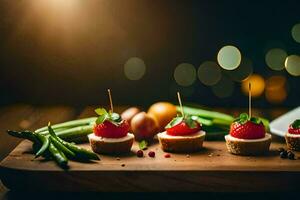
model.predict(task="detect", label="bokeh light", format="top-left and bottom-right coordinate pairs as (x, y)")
top-left (124, 57), bottom-right (146, 80)
top-left (197, 61), bottom-right (222, 86)
top-left (217, 45), bottom-right (242, 70)
top-left (265, 48), bottom-right (287, 71)
top-left (241, 74), bottom-right (265, 97)
top-left (291, 23), bottom-right (300, 43)
top-left (174, 63), bottom-right (197, 86)
top-left (226, 57), bottom-right (253, 82)
top-left (265, 75), bottom-right (287, 104)
top-left (211, 75), bottom-right (234, 98)
top-left (284, 55), bottom-right (300, 76)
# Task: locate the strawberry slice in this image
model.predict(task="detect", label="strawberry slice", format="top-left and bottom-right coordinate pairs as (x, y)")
top-left (288, 119), bottom-right (300, 134)
top-left (230, 121), bottom-right (265, 139)
top-left (288, 126), bottom-right (300, 134)
top-left (166, 121), bottom-right (201, 136)
top-left (94, 120), bottom-right (129, 138)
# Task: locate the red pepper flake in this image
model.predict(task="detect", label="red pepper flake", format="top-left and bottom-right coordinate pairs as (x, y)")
top-left (148, 151), bottom-right (155, 158)
top-left (164, 153), bottom-right (171, 158)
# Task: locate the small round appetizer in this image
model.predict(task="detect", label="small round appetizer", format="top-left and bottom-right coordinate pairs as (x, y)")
top-left (157, 115), bottom-right (206, 153)
top-left (285, 119), bottom-right (300, 151)
top-left (88, 108), bottom-right (134, 154)
top-left (225, 113), bottom-right (271, 156)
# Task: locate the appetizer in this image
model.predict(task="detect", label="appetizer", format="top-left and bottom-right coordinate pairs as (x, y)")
top-left (225, 113), bottom-right (271, 155)
top-left (157, 92), bottom-right (206, 152)
top-left (88, 89), bottom-right (134, 154)
top-left (89, 108), bottom-right (134, 154)
top-left (285, 119), bottom-right (300, 151)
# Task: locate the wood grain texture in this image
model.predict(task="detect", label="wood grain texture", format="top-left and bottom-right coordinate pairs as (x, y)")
top-left (1, 139), bottom-right (299, 192)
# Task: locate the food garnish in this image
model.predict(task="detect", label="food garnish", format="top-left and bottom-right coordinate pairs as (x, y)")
top-left (288, 119), bottom-right (300, 134)
top-left (138, 140), bottom-right (148, 150)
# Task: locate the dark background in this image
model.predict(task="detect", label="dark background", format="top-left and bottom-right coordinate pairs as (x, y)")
top-left (0, 0), bottom-right (299, 108)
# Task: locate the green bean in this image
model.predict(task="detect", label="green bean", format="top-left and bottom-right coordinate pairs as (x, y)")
top-left (35, 117), bottom-right (96, 133)
top-left (34, 133), bottom-right (50, 158)
top-left (7, 130), bottom-right (39, 143)
top-left (48, 125), bottom-right (99, 160)
top-left (40, 125), bottom-right (94, 142)
top-left (192, 116), bottom-right (213, 126)
top-left (48, 143), bottom-right (68, 168)
top-left (178, 106), bottom-right (234, 122)
top-left (49, 135), bottom-right (76, 158)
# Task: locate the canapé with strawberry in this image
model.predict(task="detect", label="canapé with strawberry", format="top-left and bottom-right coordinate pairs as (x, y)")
top-left (225, 113), bottom-right (271, 155)
top-left (157, 92), bottom-right (206, 152)
top-left (88, 108), bottom-right (134, 154)
top-left (285, 119), bottom-right (300, 151)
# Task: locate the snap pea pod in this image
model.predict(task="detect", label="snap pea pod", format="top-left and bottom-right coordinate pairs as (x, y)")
top-left (48, 125), bottom-right (99, 161)
top-left (35, 117), bottom-right (96, 133)
top-left (192, 116), bottom-right (213, 126)
top-left (35, 133), bottom-right (50, 158)
top-left (48, 143), bottom-right (68, 168)
top-left (49, 135), bottom-right (76, 158)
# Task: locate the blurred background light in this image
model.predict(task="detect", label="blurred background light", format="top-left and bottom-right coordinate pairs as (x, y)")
top-left (217, 45), bottom-right (241, 70)
top-left (124, 57), bottom-right (146, 80)
top-left (241, 74), bottom-right (265, 97)
top-left (265, 48), bottom-right (287, 71)
top-left (284, 55), bottom-right (300, 76)
top-left (291, 23), bottom-right (300, 43)
top-left (265, 75), bottom-right (287, 104)
top-left (174, 63), bottom-right (197, 86)
top-left (211, 75), bottom-right (234, 98)
top-left (197, 61), bottom-right (222, 86)
top-left (226, 57), bottom-right (253, 82)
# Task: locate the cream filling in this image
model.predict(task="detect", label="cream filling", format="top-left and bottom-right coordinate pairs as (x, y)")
top-left (225, 133), bottom-right (271, 142)
top-left (157, 130), bottom-right (206, 139)
top-left (88, 133), bottom-right (134, 143)
top-left (286, 132), bottom-right (300, 138)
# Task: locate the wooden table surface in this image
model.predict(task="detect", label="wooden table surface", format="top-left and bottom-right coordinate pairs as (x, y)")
top-left (0, 104), bottom-right (298, 192)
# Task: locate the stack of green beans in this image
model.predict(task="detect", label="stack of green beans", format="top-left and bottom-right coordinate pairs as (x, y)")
top-left (7, 124), bottom-right (99, 169)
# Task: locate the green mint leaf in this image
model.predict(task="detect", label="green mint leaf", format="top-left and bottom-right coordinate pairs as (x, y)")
top-left (234, 113), bottom-right (249, 124)
top-left (165, 116), bottom-right (184, 129)
top-left (292, 119), bottom-right (300, 129)
top-left (95, 108), bottom-right (108, 116)
top-left (110, 113), bottom-right (121, 122)
top-left (185, 116), bottom-right (198, 129)
top-left (138, 140), bottom-right (148, 150)
top-left (96, 114), bottom-right (108, 124)
top-left (250, 117), bottom-right (262, 125)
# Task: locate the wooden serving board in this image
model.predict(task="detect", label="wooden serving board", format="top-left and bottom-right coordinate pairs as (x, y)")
top-left (1, 139), bottom-right (300, 192)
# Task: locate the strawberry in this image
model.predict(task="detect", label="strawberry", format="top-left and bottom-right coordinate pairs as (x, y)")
top-left (288, 119), bottom-right (300, 134)
top-left (230, 121), bottom-right (265, 139)
top-left (166, 120), bottom-right (201, 136)
top-left (94, 120), bottom-right (129, 138)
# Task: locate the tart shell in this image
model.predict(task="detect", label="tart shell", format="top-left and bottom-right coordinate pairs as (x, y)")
top-left (157, 131), bottom-right (206, 153)
top-left (225, 134), bottom-right (271, 156)
top-left (88, 133), bottom-right (134, 154)
top-left (285, 133), bottom-right (300, 151)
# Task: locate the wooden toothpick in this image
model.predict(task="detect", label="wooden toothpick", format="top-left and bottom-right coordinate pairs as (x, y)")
top-left (107, 89), bottom-right (114, 113)
top-left (177, 92), bottom-right (185, 118)
top-left (249, 82), bottom-right (252, 118)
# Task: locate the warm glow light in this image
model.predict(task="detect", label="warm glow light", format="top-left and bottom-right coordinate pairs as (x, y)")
top-left (241, 74), bottom-right (265, 97)
top-left (124, 57), bottom-right (146, 80)
top-left (174, 63), bottom-right (197, 86)
top-left (265, 75), bottom-right (287, 104)
top-left (211, 76), bottom-right (234, 98)
top-left (285, 55), bottom-right (300, 76)
top-left (291, 23), bottom-right (300, 43)
top-left (265, 48), bottom-right (287, 71)
top-left (197, 61), bottom-right (222, 86)
top-left (217, 45), bottom-right (241, 70)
